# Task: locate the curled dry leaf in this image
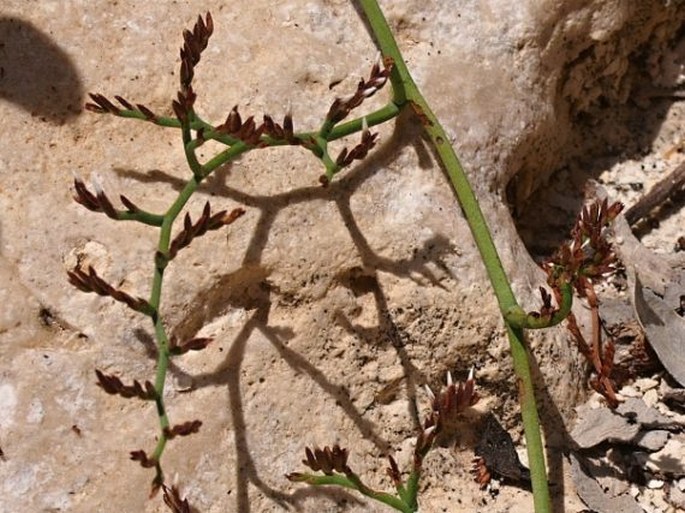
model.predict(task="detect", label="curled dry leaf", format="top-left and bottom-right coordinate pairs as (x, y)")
top-left (570, 403), bottom-right (641, 449)
top-left (474, 414), bottom-right (530, 485)
top-left (606, 202), bottom-right (685, 386)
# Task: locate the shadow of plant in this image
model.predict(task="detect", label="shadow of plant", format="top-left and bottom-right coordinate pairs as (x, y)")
top-left (120, 109), bottom-right (464, 511)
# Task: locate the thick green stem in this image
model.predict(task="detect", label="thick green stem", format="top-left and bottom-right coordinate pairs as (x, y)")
top-left (507, 324), bottom-right (552, 512)
top-left (357, 1), bottom-right (552, 512)
top-left (357, 0), bottom-right (517, 314)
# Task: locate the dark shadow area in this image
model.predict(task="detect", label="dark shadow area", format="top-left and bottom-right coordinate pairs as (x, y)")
top-left (509, 19), bottom-right (685, 260)
top-left (189, 292), bottom-right (380, 512)
top-left (0, 17), bottom-right (83, 124)
top-left (333, 266), bottom-right (424, 429)
top-left (512, 96), bottom-right (678, 259)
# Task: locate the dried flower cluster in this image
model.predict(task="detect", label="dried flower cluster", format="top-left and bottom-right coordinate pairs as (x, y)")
top-left (73, 177), bottom-right (144, 219)
top-left (471, 457), bottom-right (491, 489)
top-left (95, 369), bottom-right (155, 400)
top-left (74, 8), bottom-right (409, 513)
top-left (68, 265), bottom-right (153, 315)
top-left (544, 199), bottom-right (624, 407)
top-left (418, 369), bottom-right (479, 458)
top-left (162, 485), bottom-right (191, 513)
top-left (302, 445), bottom-right (352, 476)
top-left (335, 120), bottom-right (379, 169)
top-left (163, 420), bottom-right (203, 439)
top-left (86, 92), bottom-right (160, 121)
top-left (172, 13), bottom-right (213, 124)
top-left (70, 14), bottom-right (251, 508)
top-left (216, 105), bottom-right (297, 147)
top-left (130, 449), bottom-right (159, 469)
top-left (288, 370), bottom-right (479, 508)
top-left (326, 58), bottom-right (391, 124)
top-left (168, 202), bottom-right (245, 260)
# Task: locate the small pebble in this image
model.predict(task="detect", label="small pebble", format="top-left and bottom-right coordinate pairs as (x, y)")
top-left (647, 478), bottom-right (665, 489)
top-left (173, 374), bottom-right (194, 392)
top-left (678, 478), bottom-right (685, 492)
top-left (583, 394), bottom-right (602, 409)
top-left (634, 430), bottom-right (669, 451)
top-left (669, 485), bottom-right (685, 509)
top-left (635, 378), bottom-right (659, 392)
top-left (649, 491), bottom-right (671, 512)
top-left (643, 388), bottom-right (659, 407)
top-left (488, 479), bottom-right (500, 493)
top-left (620, 385), bottom-right (640, 398)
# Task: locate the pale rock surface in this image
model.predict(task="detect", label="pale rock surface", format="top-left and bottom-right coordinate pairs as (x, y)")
top-left (0, 1), bottom-right (682, 512)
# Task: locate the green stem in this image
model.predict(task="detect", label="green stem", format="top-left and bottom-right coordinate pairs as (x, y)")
top-left (507, 324), bottom-right (551, 513)
top-left (111, 100), bottom-right (400, 152)
top-left (402, 469), bottom-right (420, 511)
top-left (114, 210), bottom-right (165, 226)
top-left (506, 281), bottom-right (573, 329)
top-left (144, 130), bottom-right (253, 469)
top-left (292, 473), bottom-right (414, 513)
top-left (357, 2), bottom-right (553, 512)
top-left (146, 174), bottom-right (206, 465)
top-left (357, 0), bottom-right (517, 314)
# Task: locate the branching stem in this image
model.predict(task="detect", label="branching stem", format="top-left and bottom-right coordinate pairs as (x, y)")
top-left (80, 6), bottom-right (582, 511)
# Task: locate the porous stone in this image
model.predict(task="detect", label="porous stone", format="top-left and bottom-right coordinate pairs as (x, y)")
top-left (0, 1), bottom-right (683, 512)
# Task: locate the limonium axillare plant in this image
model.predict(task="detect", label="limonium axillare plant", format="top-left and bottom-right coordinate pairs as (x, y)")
top-left (287, 370), bottom-right (478, 513)
top-left (70, 3), bottom-right (623, 512)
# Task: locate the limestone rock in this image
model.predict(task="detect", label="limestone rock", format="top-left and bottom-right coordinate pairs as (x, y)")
top-left (1, 1), bottom-right (683, 512)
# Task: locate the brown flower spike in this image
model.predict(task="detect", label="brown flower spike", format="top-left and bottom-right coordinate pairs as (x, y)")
top-left (168, 202), bottom-right (245, 260)
top-left (95, 369), bottom-right (155, 400)
top-left (326, 58), bottom-right (392, 124)
top-left (162, 485), bottom-right (191, 513)
top-left (68, 265), bottom-right (153, 315)
top-left (301, 445), bottom-right (352, 476)
top-left (544, 198), bottom-right (624, 408)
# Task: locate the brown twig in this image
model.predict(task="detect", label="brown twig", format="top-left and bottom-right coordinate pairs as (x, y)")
top-left (624, 160), bottom-right (685, 226)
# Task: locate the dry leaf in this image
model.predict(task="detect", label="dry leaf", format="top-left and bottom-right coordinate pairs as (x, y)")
top-left (633, 275), bottom-right (685, 386)
top-left (570, 453), bottom-right (643, 513)
top-left (571, 404), bottom-right (641, 449)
